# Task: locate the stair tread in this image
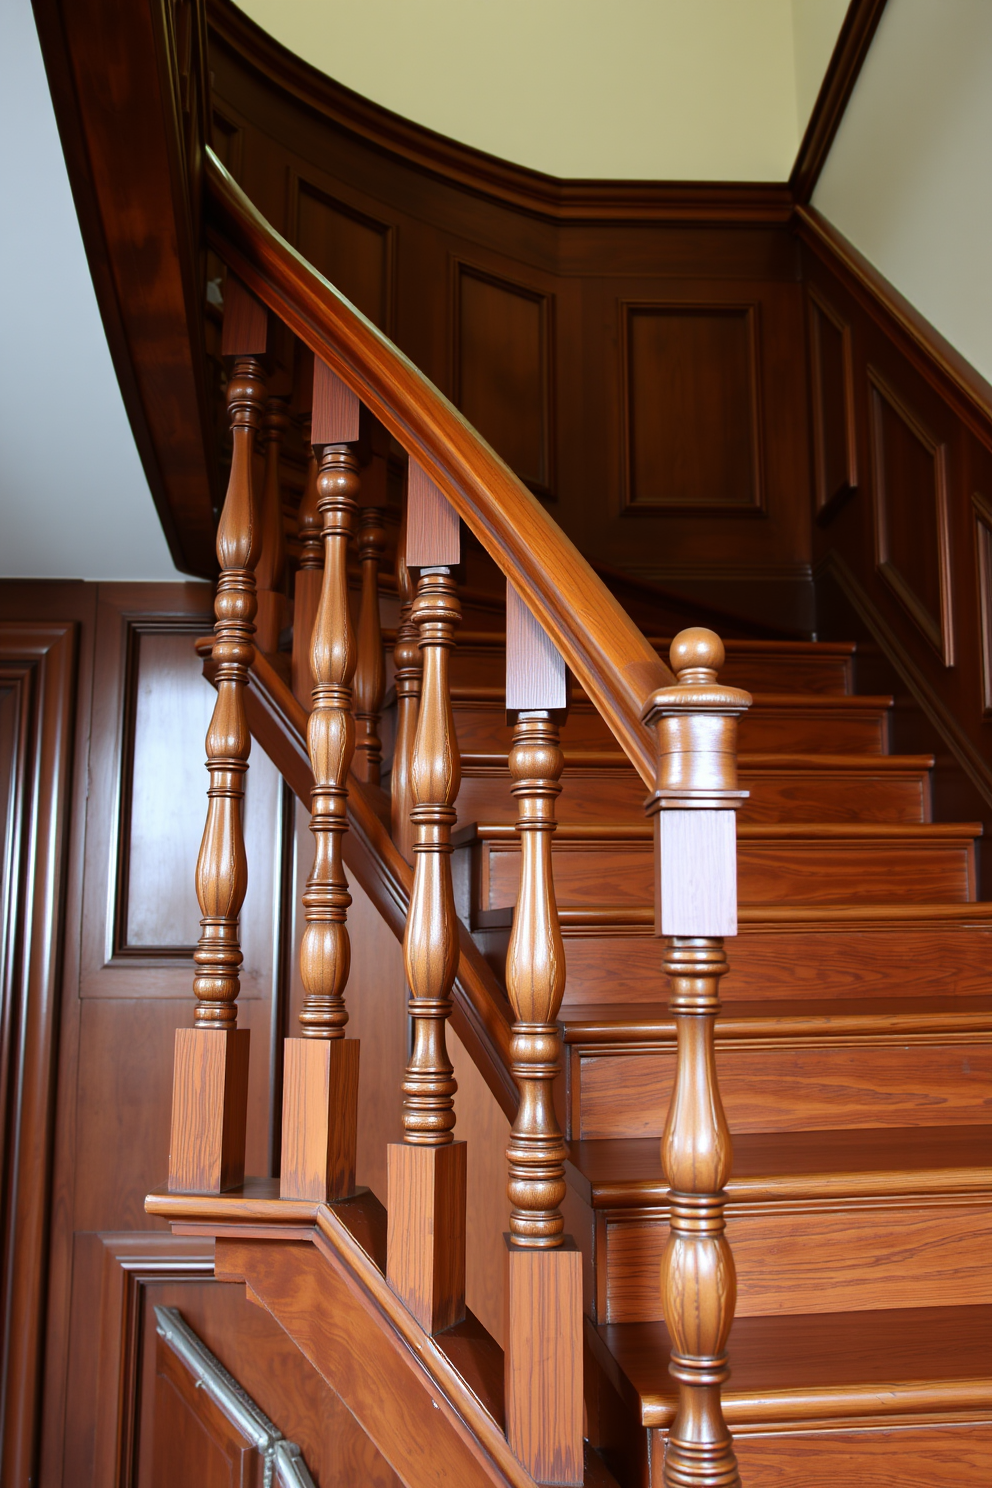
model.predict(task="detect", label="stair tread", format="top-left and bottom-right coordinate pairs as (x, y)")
top-left (592, 1304), bottom-right (992, 1427)
top-left (565, 1125), bottom-right (992, 1205)
top-left (558, 995), bottom-right (992, 1041)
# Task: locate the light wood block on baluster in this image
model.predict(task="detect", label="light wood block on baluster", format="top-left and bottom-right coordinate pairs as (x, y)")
top-left (280, 1038), bottom-right (360, 1201)
top-left (505, 1238), bottom-right (583, 1487)
top-left (387, 1141), bottom-right (466, 1334)
top-left (168, 1027), bottom-right (250, 1194)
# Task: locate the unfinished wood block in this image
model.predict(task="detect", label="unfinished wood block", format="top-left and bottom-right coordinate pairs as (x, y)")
top-left (168, 1027), bottom-right (250, 1194)
top-left (505, 1238), bottom-right (583, 1486)
top-left (280, 1037), bottom-right (360, 1202)
top-left (386, 1141), bottom-right (466, 1333)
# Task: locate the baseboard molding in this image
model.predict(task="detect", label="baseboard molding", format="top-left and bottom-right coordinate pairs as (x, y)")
top-left (817, 550), bottom-right (992, 809)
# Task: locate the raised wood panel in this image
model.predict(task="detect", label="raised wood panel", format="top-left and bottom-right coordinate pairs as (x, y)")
top-left (622, 303), bottom-right (762, 513)
top-left (575, 1042), bottom-right (992, 1138)
top-left (292, 174), bottom-right (393, 331)
top-left (153, 1340), bottom-right (256, 1487)
top-left (454, 263), bottom-right (554, 497)
top-left (604, 1199), bottom-right (992, 1322)
top-left (975, 492), bottom-right (992, 715)
top-left (869, 370), bottom-right (954, 664)
top-left (808, 286), bottom-right (857, 519)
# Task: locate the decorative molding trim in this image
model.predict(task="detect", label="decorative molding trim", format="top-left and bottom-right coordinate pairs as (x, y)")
top-left (0, 620), bottom-right (77, 1488)
top-left (806, 284), bottom-right (857, 522)
top-left (867, 368), bottom-right (954, 666)
top-left (817, 550), bottom-right (992, 809)
top-left (974, 492), bottom-right (992, 717)
top-left (790, 0), bottom-right (890, 203)
top-left (798, 207), bottom-right (992, 450)
top-left (155, 1307), bottom-right (318, 1486)
top-left (207, 0), bottom-right (795, 226)
top-left (619, 300), bottom-right (765, 516)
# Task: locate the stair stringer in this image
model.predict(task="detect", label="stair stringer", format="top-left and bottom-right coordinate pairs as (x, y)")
top-left (214, 1211), bottom-right (541, 1488)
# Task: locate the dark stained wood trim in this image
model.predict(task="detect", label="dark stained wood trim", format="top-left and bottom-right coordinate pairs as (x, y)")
top-left (208, 0), bottom-right (794, 226)
top-left (798, 206), bottom-right (992, 449)
top-left (30, 0), bottom-right (220, 578)
top-left (790, 0), bottom-right (891, 203)
top-left (0, 620), bottom-right (77, 1487)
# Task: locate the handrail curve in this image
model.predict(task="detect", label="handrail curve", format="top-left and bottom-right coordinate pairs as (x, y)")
top-left (205, 147), bottom-right (670, 787)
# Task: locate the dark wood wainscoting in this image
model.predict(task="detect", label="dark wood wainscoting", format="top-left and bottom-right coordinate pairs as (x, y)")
top-left (207, 3), bottom-right (816, 634)
top-left (800, 211), bottom-right (992, 887)
top-left (0, 581), bottom-right (399, 1488)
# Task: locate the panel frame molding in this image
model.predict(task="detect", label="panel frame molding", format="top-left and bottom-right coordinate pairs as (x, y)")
top-left (450, 256), bottom-right (557, 501)
top-left (286, 167), bottom-right (397, 336)
top-left (618, 297), bottom-right (766, 518)
top-left (973, 491), bottom-right (992, 717)
top-left (806, 283), bottom-right (858, 524)
top-left (867, 366), bottom-right (955, 666)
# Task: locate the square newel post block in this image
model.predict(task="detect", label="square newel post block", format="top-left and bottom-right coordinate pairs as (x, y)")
top-left (505, 1239), bottom-right (583, 1487)
top-left (280, 1038), bottom-right (360, 1201)
top-left (168, 1027), bottom-right (250, 1194)
top-left (386, 1141), bottom-right (466, 1334)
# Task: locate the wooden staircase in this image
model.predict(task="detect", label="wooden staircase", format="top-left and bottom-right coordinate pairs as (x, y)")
top-left (146, 148), bottom-right (992, 1487)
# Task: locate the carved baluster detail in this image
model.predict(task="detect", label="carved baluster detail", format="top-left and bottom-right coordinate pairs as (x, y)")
top-left (254, 394), bottom-right (290, 653)
top-left (292, 412), bottom-right (323, 709)
top-left (353, 504), bottom-right (387, 785)
top-left (642, 628), bottom-right (751, 1488)
top-left (169, 277), bottom-right (267, 1194)
top-left (280, 361), bottom-right (362, 1202)
top-left (387, 464), bottom-right (466, 1334)
top-left (502, 585), bottom-right (582, 1486)
top-left (390, 488), bottom-right (422, 862)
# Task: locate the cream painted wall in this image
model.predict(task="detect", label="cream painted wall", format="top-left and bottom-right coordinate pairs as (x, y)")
top-left (814, 0), bottom-right (992, 386)
top-left (791, 0), bottom-right (850, 135)
top-left (0, 0), bottom-right (182, 580)
top-left (240, 0), bottom-right (823, 181)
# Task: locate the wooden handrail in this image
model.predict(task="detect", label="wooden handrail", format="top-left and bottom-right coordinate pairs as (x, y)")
top-left (205, 148), bottom-right (670, 788)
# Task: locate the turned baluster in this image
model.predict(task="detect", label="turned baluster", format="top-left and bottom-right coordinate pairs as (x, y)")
top-left (254, 394), bottom-right (290, 653)
top-left (642, 629), bottom-right (751, 1488)
top-left (502, 584), bottom-right (582, 1486)
top-left (390, 488), bottom-right (422, 862)
top-left (169, 277), bottom-right (267, 1194)
top-left (280, 359), bottom-right (362, 1202)
top-left (353, 503), bottom-right (387, 785)
top-left (387, 462), bottom-right (465, 1334)
top-left (292, 412), bottom-right (323, 709)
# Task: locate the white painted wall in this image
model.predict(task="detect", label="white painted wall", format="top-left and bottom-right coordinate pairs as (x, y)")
top-left (814, 0), bottom-right (992, 386)
top-left (0, 0), bottom-right (182, 580)
top-left (791, 0), bottom-right (851, 136)
top-left (241, 0), bottom-right (822, 181)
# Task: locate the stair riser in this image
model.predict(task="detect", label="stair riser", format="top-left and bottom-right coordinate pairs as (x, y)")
top-left (568, 1041), bottom-right (992, 1139)
top-left (456, 769), bottom-right (930, 826)
top-left (452, 702), bottom-right (890, 755)
top-left (593, 1200), bottom-right (992, 1324)
top-left (470, 840), bottom-right (976, 910)
top-left (447, 649), bottom-right (853, 695)
top-left (652, 1423), bottom-right (992, 1487)
top-left (554, 925), bottom-right (992, 1004)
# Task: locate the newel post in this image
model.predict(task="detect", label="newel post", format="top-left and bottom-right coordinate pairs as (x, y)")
top-left (503, 585), bottom-right (583, 1487)
top-left (386, 462), bottom-right (466, 1334)
top-left (280, 359), bottom-right (362, 1202)
top-left (168, 278), bottom-right (267, 1194)
top-left (642, 629), bottom-right (751, 1488)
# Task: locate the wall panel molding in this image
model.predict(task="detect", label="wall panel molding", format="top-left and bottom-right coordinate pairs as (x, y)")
top-left (620, 301), bottom-right (764, 515)
top-left (807, 285), bottom-right (857, 522)
top-left (288, 171), bottom-right (395, 334)
top-left (974, 492), bottom-right (992, 716)
top-left (452, 261), bottom-right (555, 498)
top-left (868, 369), bottom-right (954, 666)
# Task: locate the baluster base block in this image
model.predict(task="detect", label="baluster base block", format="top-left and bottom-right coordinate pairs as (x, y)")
top-left (386, 1141), bottom-right (466, 1334)
top-left (280, 1037), bottom-right (360, 1201)
top-left (168, 1027), bottom-right (250, 1194)
top-left (504, 1237), bottom-right (583, 1486)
